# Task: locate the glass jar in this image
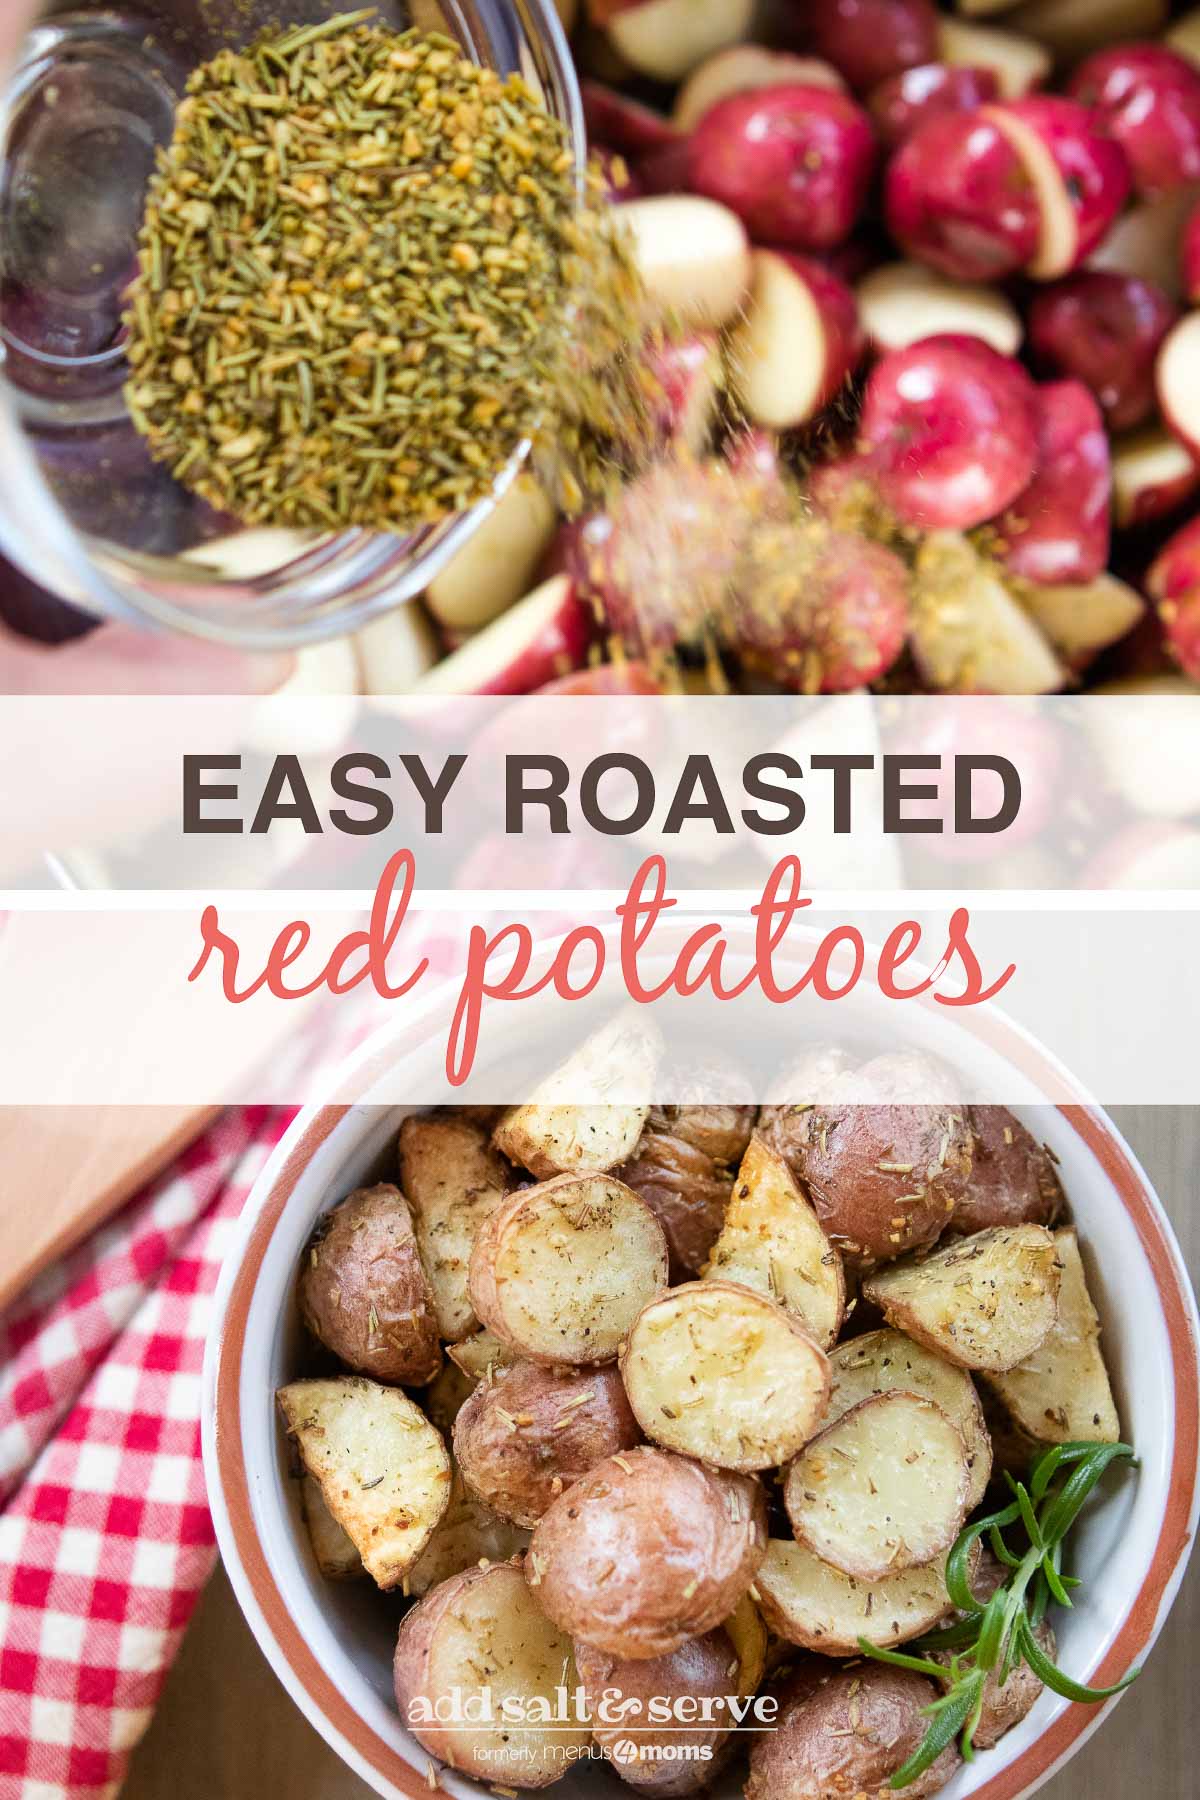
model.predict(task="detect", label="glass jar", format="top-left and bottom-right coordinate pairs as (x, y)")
top-left (0, 1), bottom-right (583, 647)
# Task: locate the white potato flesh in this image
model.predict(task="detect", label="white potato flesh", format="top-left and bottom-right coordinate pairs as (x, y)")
top-left (674, 45), bottom-right (844, 132)
top-left (427, 477), bottom-right (558, 633)
top-left (300, 1474), bottom-right (362, 1581)
top-left (937, 18), bottom-right (1051, 97)
top-left (448, 1329), bottom-right (518, 1381)
top-left (397, 1559), bottom-right (588, 1785)
top-left (1017, 572), bottom-right (1145, 661)
top-left (1089, 189), bottom-right (1199, 300)
top-left (469, 1174), bottom-right (669, 1365)
top-left (493, 1014), bottom-right (659, 1179)
top-left (704, 1136), bottom-right (845, 1348)
top-left (754, 1540), bottom-right (963, 1655)
top-left (857, 262), bottom-right (1023, 358)
top-left (621, 1280), bottom-right (830, 1471)
top-left (984, 104), bottom-right (1078, 280)
top-left (985, 1228), bottom-right (1121, 1443)
top-left (726, 251), bottom-right (837, 430)
top-left (912, 532), bottom-right (1065, 694)
top-left (1157, 311), bottom-right (1200, 458)
top-left (784, 1393), bottom-right (971, 1581)
top-left (354, 603), bottom-right (439, 696)
top-left (400, 1113), bottom-right (512, 1340)
top-left (829, 1328), bottom-right (993, 1509)
top-left (619, 196), bottom-right (752, 330)
top-left (407, 1477), bottom-right (531, 1597)
top-left (1005, 0), bottom-right (1167, 61)
top-left (863, 1224), bottom-right (1063, 1374)
top-left (277, 1378), bottom-right (452, 1589)
top-left (609, 0), bottom-right (756, 84)
top-left (1087, 674), bottom-right (1200, 819)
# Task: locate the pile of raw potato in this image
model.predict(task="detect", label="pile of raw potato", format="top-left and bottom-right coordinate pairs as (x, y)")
top-left (277, 1050), bottom-right (1121, 1800)
top-left (320, 0), bottom-right (1200, 714)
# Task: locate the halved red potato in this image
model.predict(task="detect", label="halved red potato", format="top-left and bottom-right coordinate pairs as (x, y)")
top-left (576, 1632), bottom-right (739, 1794)
top-left (754, 1539), bottom-right (968, 1654)
top-left (394, 1558), bottom-right (589, 1786)
top-left (469, 1174), bottom-right (669, 1366)
top-left (493, 1015), bottom-right (659, 1179)
top-left (950, 1108), bottom-right (1064, 1236)
top-left (1016, 571), bottom-right (1146, 662)
top-left (857, 260), bottom-right (1022, 356)
top-left (426, 478), bottom-right (557, 634)
top-left (617, 195), bottom-right (752, 329)
top-left (415, 575), bottom-right (593, 697)
top-left (726, 251), bottom-right (863, 430)
top-left (984, 1228), bottom-right (1121, 1443)
top-left (300, 1475), bottom-right (363, 1582)
top-left (448, 1329), bottom-right (518, 1381)
top-left (620, 1281), bottom-right (831, 1471)
top-left (354, 603), bottom-right (439, 696)
top-left (602, 0), bottom-right (756, 84)
top-left (674, 45), bottom-right (845, 132)
top-left (829, 1328), bottom-right (993, 1508)
top-left (1157, 309), bottom-right (1200, 457)
top-left (1111, 424), bottom-right (1200, 529)
top-left (986, 97), bottom-right (1131, 281)
top-left (745, 1663), bottom-right (962, 1800)
top-left (784, 1392), bottom-right (971, 1580)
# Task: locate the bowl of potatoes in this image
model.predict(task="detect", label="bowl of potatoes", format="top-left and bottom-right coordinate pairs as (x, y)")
top-left (204, 1015), bottom-right (1199, 1800)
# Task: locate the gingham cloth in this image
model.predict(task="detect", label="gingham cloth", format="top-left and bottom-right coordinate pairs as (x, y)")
top-left (0, 1106), bottom-right (293, 1800)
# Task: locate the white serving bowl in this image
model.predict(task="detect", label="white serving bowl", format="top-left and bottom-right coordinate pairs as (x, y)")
top-left (203, 957), bottom-right (1199, 1800)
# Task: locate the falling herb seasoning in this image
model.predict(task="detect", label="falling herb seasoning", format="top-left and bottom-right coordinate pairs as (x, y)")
top-left (123, 11), bottom-right (646, 532)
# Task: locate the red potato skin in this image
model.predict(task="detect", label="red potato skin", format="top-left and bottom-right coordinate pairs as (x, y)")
top-left (986, 97), bottom-right (1132, 269)
top-left (993, 380), bottom-right (1111, 587)
top-left (453, 1362), bottom-right (641, 1528)
top-left (527, 1448), bottom-right (768, 1660)
top-left (617, 1100), bottom-right (756, 1278)
top-left (582, 80), bottom-right (678, 154)
top-left (634, 138), bottom-right (693, 197)
top-left (1148, 516), bottom-right (1200, 679)
top-left (949, 1107), bottom-right (1064, 1236)
top-left (299, 1185), bottom-right (441, 1386)
top-left (1184, 199), bottom-right (1200, 302)
top-left (575, 1633), bottom-right (739, 1795)
top-left (1027, 271), bottom-right (1180, 432)
top-left (805, 0), bottom-right (940, 97)
top-left (884, 110), bottom-right (1040, 282)
top-left (687, 86), bottom-right (876, 251)
top-left (745, 1664), bottom-right (961, 1800)
top-left (869, 62), bottom-right (1000, 150)
top-left (778, 252), bottom-right (866, 412)
top-left (860, 333), bottom-right (1040, 531)
top-left (640, 331), bottom-right (722, 452)
top-left (734, 524), bottom-right (911, 691)
top-left (1068, 45), bottom-right (1200, 197)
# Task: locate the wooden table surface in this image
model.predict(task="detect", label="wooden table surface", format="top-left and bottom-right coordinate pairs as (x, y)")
top-left (123, 1106), bottom-right (1198, 1800)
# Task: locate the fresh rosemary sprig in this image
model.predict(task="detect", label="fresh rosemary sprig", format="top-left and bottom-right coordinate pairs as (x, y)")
top-left (857, 1440), bottom-right (1139, 1789)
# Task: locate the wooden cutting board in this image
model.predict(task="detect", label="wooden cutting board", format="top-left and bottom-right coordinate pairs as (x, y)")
top-left (0, 1106), bottom-right (219, 1313)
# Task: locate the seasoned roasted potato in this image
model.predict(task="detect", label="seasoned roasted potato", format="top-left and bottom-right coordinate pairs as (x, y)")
top-left (576, 1630), bottom-right (739, 1795)
top-left (300, 1474), bottom-right (362, 1582)
top-left (863, 1225), bottom-right (1063, 1374)
top-left (406, 1475), bottom-right (530, 1598)
top-left (784, 1392), bottom-right (971, 1581)
top-left (422, 1360), bottom-right (477, 1438)
top-left (950, 1108), bottom-right (1064, 1236)
top-left (469, 1173), bottom-right (669, 1366)
top-left (758, 1054), bottom-right (973, 1271)
top-left (724, 1592), bottom-right (769, 1698)
top-left (299, 1185), bottom-right (441, 1386)
top-left (493, 1016), bottom-right (659, 1178)
top-left (984, 1229), bottom-right (1120, 1444)
top-left (447, 1329), bottom-right (517, 1381)
top-left (453, 1361), bottom-right (641, 1527)
top-left (745, 1663), bottom-right (961, 1800)
top-left (656, 1099), bottom-right (758, 1167)
top-left (621, 1281), bottom-right (830, 1472)
top-left (394, 1558), bottom-right (589, 1786)
top-left (527, 1447), bottom-right (767, 1660)
top-left (753, 1538), bottom-right (969, 1655)
top-left (618, 1126), bottom-right (738, 1280)
top-left (703, 1136), bottom-right (845, 1348)
top-left (828, 1328), bottom-right (993, 1509)
top-left (278, 1377), bottom-right (452, 1589)
top-left (399, 1112), bottom-right (513, 1339)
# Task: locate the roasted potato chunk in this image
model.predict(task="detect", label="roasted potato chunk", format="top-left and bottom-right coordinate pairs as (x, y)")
top-left (618, 1127), bottom-right (737, 1280)
top-left (453, 1361), bottom-right (641, 1527)
top-left (278, 1377), bottom-right (451, 1589)
top-left (299, 1184), bottom-right (441, 1386)
top-left (406, 1475), bottom-right (530, 1598)
top-left (469, 1173), bottom-right (669, 1366)
top-left (620, 1281), bottom-right (830, 1472)
top-left (447, 1329), bottom-right (517, 1381)
top-left (753, 1538), bottom-right (969, 1655)
top-left (950, 1108), bottom-right (1063, 1236)
top-left (300, 1474), bottom-right (362, 1582)
top-left (863, 1225), bottom-right (1063, 1374)
top-left (576, 1631), bottom-right (739, 1795)
top-left (746, 1663), bottom-right (961, 1800)
top-left (492, 1016), bottom-right (659, 1178)
top-left (399, 1112), bottom-right (512, 1340)
top-left (984, 1228), bottom-right (1120, 1443)
top-left (527, 1447), bottom-right (767, 1660)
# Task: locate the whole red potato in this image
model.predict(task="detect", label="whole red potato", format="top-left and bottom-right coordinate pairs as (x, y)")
top-left (884, 109), bottom-right (1039, 282)
top-left (1068, 44), bottom-right (1200, 196)
top-left (1027, 270), bottom-right (1179, 431)
top-left (687, 84), bottom-right (876, 250)
top-left (994, 380), bottom-right (1112, 587)
top-left (984, 97), bottom-right (1132, 278)
top-left (805, 0), bottom-right (939, 96)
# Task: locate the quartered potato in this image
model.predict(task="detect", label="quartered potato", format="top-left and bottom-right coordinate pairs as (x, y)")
top-left (492, 1015), bottom-right (659, 1178)
top-left (620, 1281), bottom-right (831, 1472)
top-left (828, 1328), bottom-right (993, 1509)
top-left (950, 1108), bottom-right (1064, 1236)
top-left (984, 1228), bottom-right (1120, 1443)
top-left (753, 1538), bottom-right (969, 1655)
top-left (406, 1475), bottom-right (530, 1598)
top-left (527, 1447), bottom-right (767, 1660)
top-left (300, 1474), bottom-right (363, 1582)
top-left (399, 1112), bottom-right (513, 1340)
top-left (394, 1558), bottom-right (589, 1786)
top-left (299, 1184), bottom-right (441, 1386)
top-left (862, 1224), bottom-right (1063, 1373)
top-left (746, 1662), bottom-right (962, 1800)
top-left (277, 1377), bottom-right (452, 1589)
top-left (575, 1631), bottom-right (740, 1795)
top-left (703, 1136), bottom-right (846, 1348)
top-left (783, 1392), bottom-right (971, 1581)
top-left (469, 1173), bottom-right (669, 1365)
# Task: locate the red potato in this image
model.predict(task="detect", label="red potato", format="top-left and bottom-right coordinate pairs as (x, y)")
top-left (601, 0), bottom-right (756, 84)
top-left (1112, 425), bottom-right (1200, 529)
top-left (353, 602), bottom-right (439, 696)
top-left (575, 1633), bottom-right (739, 1795)
top-left (951, 1107), bottom-right (1064, 1236)
top-left (674, 46), bottom-right (846, 132)
top-left (582, 81), bottom-right (678, 154)
top-left (734, 522), bottom-right (911, 692)
top-left (856, 261), bottom-right (1023, 356)
top-left (1156, 309), bottom-right (1200, 461)
top-left (869, 62), bottom-right (1000, 148)
top-left (426, 478), bottom-right (558, 634)
top-left (1068, 45), bottom-right (1200, 197)
top-left (1027, 271), bottom-right (1180, 431)
top-left (618, 195), bottom-right (751, 329)
top-left (745, 1664), bottom-right (960, 1800)
top-left (860, 333), bottom-right (1040, 530)
top-left (1088, 186), bottom-right (1200, 300)
top-left (1005, 0), bottom-right (1169, 65)
top-left (911, 531), bottom-right (1066, 693)
top-left (883, 110), bottom-right (1040, 282)
top-left (983, 98), bottom-right (1132, 280)
top-left (1148, 514), bottom-right (1200, 679)
top-left (805, 0), bottom-right (940, 96)
top-left (993, 380), bottom-right (1111, 587)
top-left (536, 663), bottom-right (664, 696)
top-left (937, 17), bottom-right (1052, 100)
top-left (686, 86), bottom-right (876, 252)
top-left (414, 575), bottom-right (592, 696)
top-left (1019, 570), bottom-right (1145, 664)
top-left (726, 251), bottom-right (864, 430)
top-left (633, 138), bottom-right (693, 197)
top-left (1183, 198), bottom-right (1200, 300)
top-left (640, 332), bottom-right (724, 454)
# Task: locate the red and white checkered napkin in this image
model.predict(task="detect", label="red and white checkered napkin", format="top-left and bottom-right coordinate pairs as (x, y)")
top-left (0, 1106), bottom-right (293, 1800)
